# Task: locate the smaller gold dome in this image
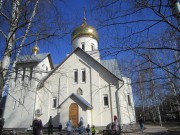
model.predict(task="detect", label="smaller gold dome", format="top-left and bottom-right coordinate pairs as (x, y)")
top-left (32, 45), bottom-right (39, 54)
top-left (72, 19), bottom-right (98, 41)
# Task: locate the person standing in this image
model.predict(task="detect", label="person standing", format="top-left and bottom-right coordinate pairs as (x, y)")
top-left (38, 119), bottom-right (43, 135)
top-left (91, 125), bottom-right (96, 135)
top-left (32, 118), bottom-right (38, 135)
top-left (66, 120), bottom-right (72, 135)
top-left (78, 117), bottom-right (85, 135)
top-left (113, 115), bottom-right (118, 131)
top-left (0, 118), bottom-right (5, 135)
top-left (86, 124), bottom-right (90, 135)
top-left (59, 122), bottom-right (62, 134)
top-left (48, 116), bottom-right (53, 134)
top-left (138, 114), bottom-right (144, 134)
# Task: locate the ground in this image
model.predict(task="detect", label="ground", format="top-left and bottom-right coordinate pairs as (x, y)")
top-left (3, 121), bottom-right (180, 135)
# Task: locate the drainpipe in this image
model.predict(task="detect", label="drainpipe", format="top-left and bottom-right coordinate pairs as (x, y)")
top-left (32, 84), bottom-right (38, 123)
top-left (89, 68), bottom-right (93, 125)
top-left (115, 80), bottom-right (124, 130)
top-left (58, 78), bottom-right (60, 122)
top-left (109, 83), bottom-right (113, 123)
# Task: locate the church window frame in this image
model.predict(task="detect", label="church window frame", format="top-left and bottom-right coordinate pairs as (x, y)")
top-left (18, 98), bottom-right (21, 107)
top-left (73, 69), bottom-right (78, 84)
top-left (22, 68), bottom-right (26, 81)
top-left (81, 68), bottom-right (86, 83)
top-left (81, 42), bottom-right (85, 50)
top-left (22, 96), bottom-right (25, 104)
top-left (29, 67), bottom-right (33, 80)
top-left (91, 43), bottom-right (95, 51)
top-left (77, 88), bottom-right (83, 95)
top-left (15, 68), bottom-right (18, 82)
top-left (52, 97), bottom-right (57, 109)
top-left (103, 94), bottom-right (109, 107)
top-left (127, 94), bottom-right (132, 106)
top-left (13, 100), bottom-right (16, 109)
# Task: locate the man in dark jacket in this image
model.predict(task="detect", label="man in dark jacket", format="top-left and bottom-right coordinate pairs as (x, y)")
top-left (0, 118), bottom-right (4, 135)
top-left (32, 118), bottom-right (39, 135)
top-left (48, 116), bottom-right (53, 134)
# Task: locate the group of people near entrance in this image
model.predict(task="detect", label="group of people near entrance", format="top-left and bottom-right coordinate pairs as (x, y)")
top-left (66, 117), bottom-right (96, 135)
top-left (32, 114), bottom-right (144, 135)
top-left (32, 118), bottom-right (43, 135)
top-left (32, 116), bottom-right (96, 135)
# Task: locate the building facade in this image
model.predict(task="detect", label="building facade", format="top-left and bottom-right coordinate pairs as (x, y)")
top-left (3, 18), bottom-right (136, 129)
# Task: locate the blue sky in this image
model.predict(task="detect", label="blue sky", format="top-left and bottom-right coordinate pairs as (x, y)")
top-left (36, 0), bottom-right (93, 64)
top-left (26, 0), bottom-right (170, 67)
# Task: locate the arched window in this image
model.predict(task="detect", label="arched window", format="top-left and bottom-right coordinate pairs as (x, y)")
top-left (91, 44), bottom-right (95, 51)
top-left (81, 42), bottom-right (85, 50)
top-left (77, 88), bottom-right (83, 95)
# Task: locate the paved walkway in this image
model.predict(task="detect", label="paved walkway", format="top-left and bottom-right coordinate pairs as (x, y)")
top-left (9, 124), bottom-right (180, 135)
top-left (40, 125), bottom-right (177, 135)
top-left (129, 125), bottom-right (167, 135)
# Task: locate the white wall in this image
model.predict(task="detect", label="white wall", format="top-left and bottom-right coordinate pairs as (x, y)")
top-left (3, 56), bottom-right (52, 128)
top-left (37, 50), bottom-right (134, 128)
top-left (119, 77), bottom-right (136, 125)
top-left (72, 36), bottom-right (98, 51)
top-left (72, 36), bottom-right (100, 61)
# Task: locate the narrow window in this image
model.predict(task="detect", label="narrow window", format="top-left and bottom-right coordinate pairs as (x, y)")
top-left (29, 67), bottom-right (33, 80)
top-left (13, 101), bottom-right (16, 109)
top-left (18, 98), bottom-right (21, 106)
top-left (73, 69), bottom-right (78, 84)
top-left (22, 96), bottom-right (25, 104)
top-left (22, 68), bottom-right (26, 81)
top-left (15, 68), bottom-right (18, 82)
top-left (77, 88), bottom-right (83, 95)
top-left (91, 44), bottom-right (95, 51)
top-left (82, 42), bottom-right (85, 50)
top-left (127, 95), bottom-right (132, 106)
top-left (103, 94), bottom-right (109, 107)
top-left (81, 69), bottom-right (86, 83)
top-left (52, 97), bottom-right (57, 108)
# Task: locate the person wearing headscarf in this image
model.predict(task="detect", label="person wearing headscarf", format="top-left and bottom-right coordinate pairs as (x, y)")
top-left (78, 117), bottom-right (85, 135)
top-left (66, 119), bottom-right (72, 135)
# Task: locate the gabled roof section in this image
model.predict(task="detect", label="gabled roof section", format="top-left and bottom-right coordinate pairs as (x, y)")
top-left (58, 93), bottom-right (93, 109)
top-left (100, 59), bottom-right (122, 80)
top-left (38, 47), bottom-right (123, 87)
top-left (17, 53), bottom-right (49, 63)
top-left (17, 53), bottom-right (54, 69)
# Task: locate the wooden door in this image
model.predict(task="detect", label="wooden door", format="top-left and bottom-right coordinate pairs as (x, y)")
top-left (69, 103), bottom-right (78, 127)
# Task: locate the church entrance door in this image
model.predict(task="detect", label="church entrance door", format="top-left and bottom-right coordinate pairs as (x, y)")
top-left (69, 103), bottom-right (79, 127)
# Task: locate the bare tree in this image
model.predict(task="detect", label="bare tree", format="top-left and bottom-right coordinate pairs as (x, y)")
top-left (0, 0), bottom-right (68, 98)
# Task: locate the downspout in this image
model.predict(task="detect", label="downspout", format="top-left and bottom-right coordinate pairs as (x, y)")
top-left (58, 78), bottom-right (60, 122)
top-left (109, 83), bottom-right (113, 123)
top-left (90, 68), bottom-right (93, 125)
top-left (32, 83), bottom-right (38, 122)
top-left (115, 80), bottom-right (124, 129)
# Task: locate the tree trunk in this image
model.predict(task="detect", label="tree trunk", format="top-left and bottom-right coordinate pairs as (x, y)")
top-left (1, 0), bottom-right (21, 80)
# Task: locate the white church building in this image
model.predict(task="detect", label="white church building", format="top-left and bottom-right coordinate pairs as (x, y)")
top-left (3, 18), bottom-right (136, 129)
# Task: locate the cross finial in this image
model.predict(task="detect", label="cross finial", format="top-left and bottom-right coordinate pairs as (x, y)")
top-left (83, 7), bottom-right (87, 25)
top-left (32, 35), bottom-right (39, 55)
top-left (35, 35), bottom-right (39, 46)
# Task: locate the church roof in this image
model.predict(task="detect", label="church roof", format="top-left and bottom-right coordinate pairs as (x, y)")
top-left (72, 18), bottom-right (98, 41)
top-left (17, 53), bottom-right (49, 63)
top-left (17, 53), bottom-right (54, 69)
top-left (58, 93), bottom-right (93, 109)
top-left (100, 59), bottom-right (122, 80)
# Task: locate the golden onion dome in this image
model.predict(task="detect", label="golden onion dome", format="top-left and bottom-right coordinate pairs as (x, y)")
top-left (32, 45), bottom-right (39, 55)
top-left (72, 19), bottom-right (98, 41)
